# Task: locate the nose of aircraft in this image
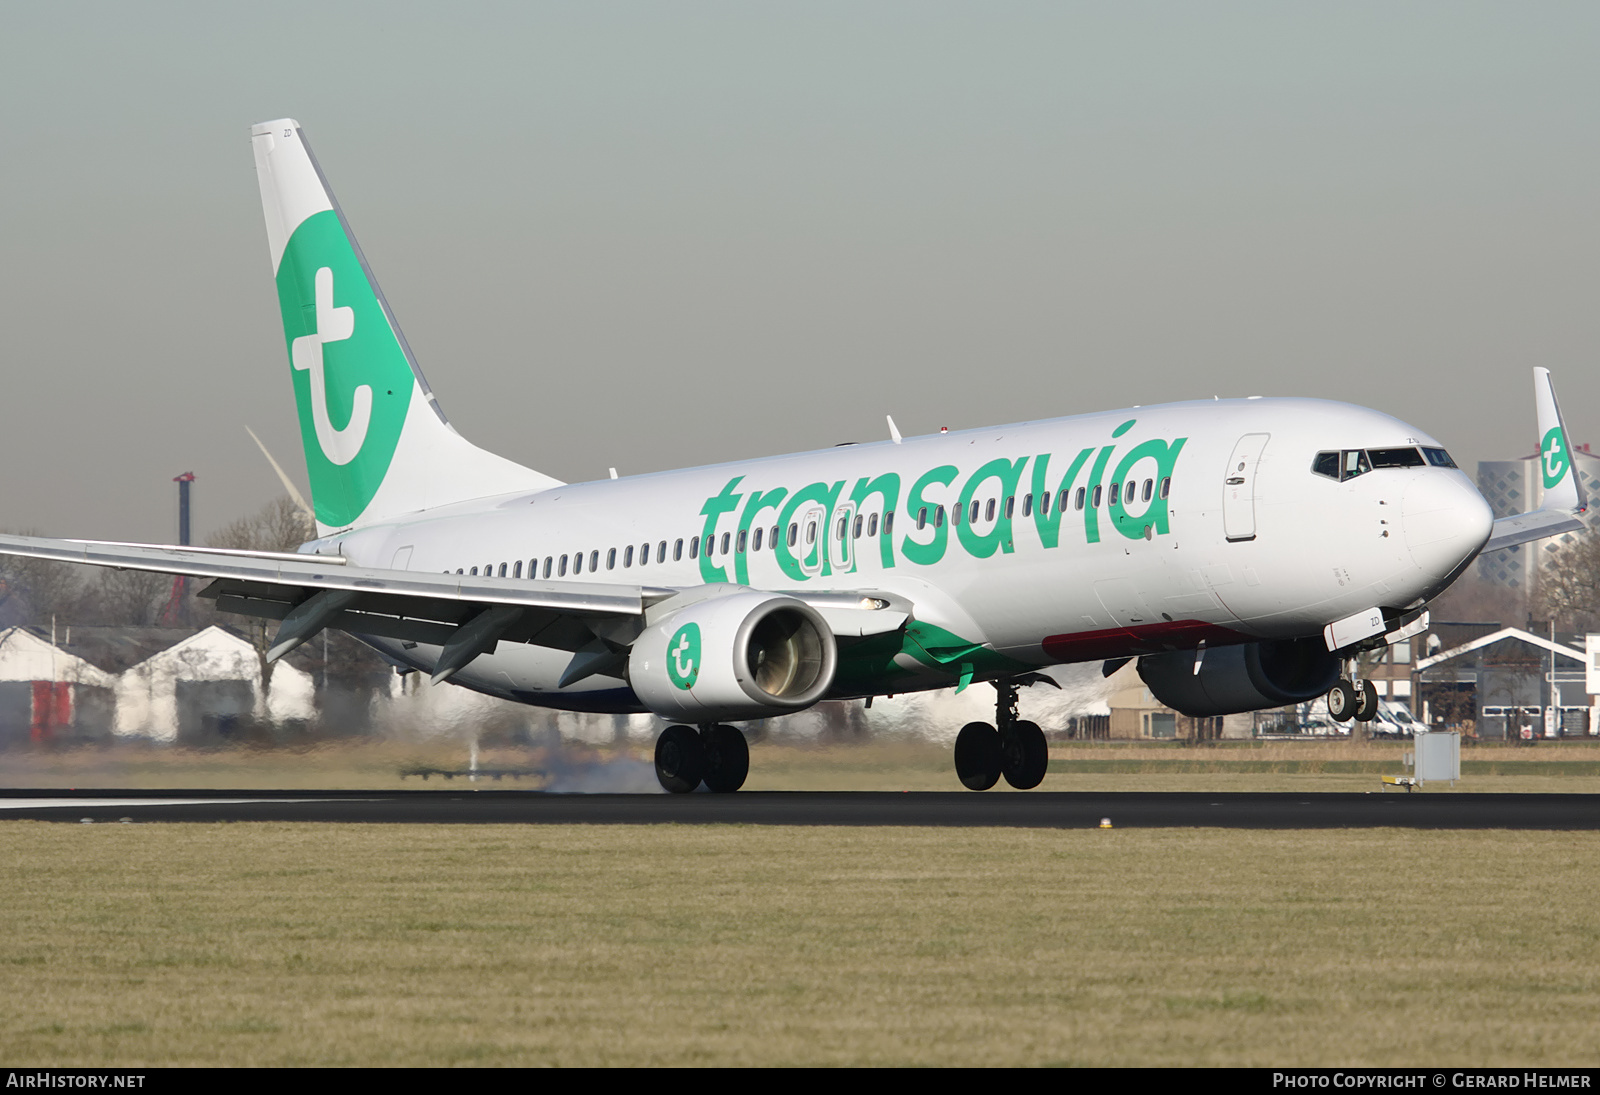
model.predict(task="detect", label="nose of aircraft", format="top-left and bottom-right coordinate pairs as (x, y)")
top-left (1401, 473), bottom-right (1494, 581)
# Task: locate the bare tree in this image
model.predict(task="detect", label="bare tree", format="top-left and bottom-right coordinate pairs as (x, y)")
top-left (192, 497), bottom-right (317, 693)
top-left (0, 532), bottom-right (89, 627)
top-left (1533, 532), bottom-right (1600, 633)
top-left (87, 568), bottom-right (171, 627)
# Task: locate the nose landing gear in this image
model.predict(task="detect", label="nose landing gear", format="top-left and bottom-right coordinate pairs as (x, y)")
top-left (654, 723), bottom-right (750, 793)
top-left (953, 678), bottom-right (1052, 790)
top-left (1327, 658), bottom-right (1379, 724)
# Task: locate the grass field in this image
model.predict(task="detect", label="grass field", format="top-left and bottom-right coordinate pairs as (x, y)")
top-left (1, 823), bottom-right (1598, 1066)
top-left (3, 737), bottom-right (1599, 793)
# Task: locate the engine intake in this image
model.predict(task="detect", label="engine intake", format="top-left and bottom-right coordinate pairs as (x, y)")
top-left (630, 590), bottom-right (837, 722)
top-left (1137, 637), bottom-right (1339, 717)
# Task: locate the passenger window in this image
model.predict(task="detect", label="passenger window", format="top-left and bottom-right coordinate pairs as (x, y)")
top-left (883, 512), bottom-right (894, 536)
top-left (917, 507), bottom-right (927, 531)
top-left (558, 555), bottom-right (568, 577)
top-left (770, 526), bottom-right (779, 549)
top-left (1074, 487), bottom-right (1086, 511)
top-left (1126, 482), bottom-right (1136, 504)
top-left (951, 503), bottom-right (961, 527)
top-left (1022, 494), bottom-right (1033, 518)
top-left (737, 529), bottom-right (747, 554)
top-left (1142, 479), bottom-right (1152, 503)
top-left (837, 516), bottom-right (848, 540)
top-left (470, 566), bottom-right (478, 576)
top-left (675, 538), bottom-right (684, 561)
top-left (591, 550), bottom-right (600, 571)
top-left (973, 500), bottom-right (983, 524)
top-left (1109, 483), bottom-right (1119, 507)
top-left (498, 563), bottom-right (507, 577)
top-left (1005, 496), bottom-right (1014, 519)
top-left (1160, 477), bottom-right (1170, 499)
top-left (573, 552), bottom-right (583, 575)
top-left (607, 548), bottom-right (616, 570)
top-left (514, 561), bottom-right (522, 578)
top-left (624, 544), bottom-right (634, 567)
top-left (658, 540), bottom-right (667, 562)
top-left (753, 527), bottom-right (764, 552)
top-left (935, 506), bottom-right (945, 528)
top-left (1092, 485), bottom-right (1103, 508)
top-left (854, 514), bottom-right (863, 539)
top-left (1040, 491), bottom-right (1051, 515)
top-left (690, 536), bottom-right (699, 559)
top-left (543, 557), bottom-right (553, 578)
top-left (457, 568), bottom-right (465, 575)
top-left (867, 513), bottom-right (878, 537)
top-left (640, 543), bottom-right (650, 566)
top-left (788, 523), bottom-right (799, 547)
top-left (805, 522), bottom-right (816, 545)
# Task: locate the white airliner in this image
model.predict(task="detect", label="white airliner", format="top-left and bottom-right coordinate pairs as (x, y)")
top-left (0, 120), bottom-right (1585, 793)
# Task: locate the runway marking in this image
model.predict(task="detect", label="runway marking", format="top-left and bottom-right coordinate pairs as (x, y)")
top-left (0, 797), bottom-right (331, 810)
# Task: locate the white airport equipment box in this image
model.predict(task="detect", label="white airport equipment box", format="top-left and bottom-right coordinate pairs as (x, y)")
top-left (1414, 731), bottom-right (1460, 785)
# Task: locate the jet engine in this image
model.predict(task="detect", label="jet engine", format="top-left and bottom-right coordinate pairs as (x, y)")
top-left (1137, 637), bottom-right (1340, 717)
top-left (630, 590), bottom-right (838, 722)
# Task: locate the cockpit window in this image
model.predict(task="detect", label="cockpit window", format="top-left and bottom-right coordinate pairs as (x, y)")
top-left (1314, 445), bottom-right (1453, 482)
top-left (1368, 447), bottom-right (1425, 469)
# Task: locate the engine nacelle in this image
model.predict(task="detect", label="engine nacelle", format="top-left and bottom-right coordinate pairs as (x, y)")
top-left (1137, 637), bottom-right (1340, 717)
top-left (630, 591), bottom-right (837, 722)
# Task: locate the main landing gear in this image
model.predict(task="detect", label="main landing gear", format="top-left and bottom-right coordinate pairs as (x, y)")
top-left (654, 723), bottom-right (750, 794)
top-left (953, 678), bottom-right (1050, 791)
top-left (1326, 657), bottom-right (1379, 724)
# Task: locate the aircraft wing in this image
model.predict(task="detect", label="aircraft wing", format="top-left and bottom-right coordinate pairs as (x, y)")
top-left (1480, 367), bottom-right (1589, 554)
top-left (0, 531), bottom-right (663, 667)
top-left (0, 532), bottom-right (908, 682)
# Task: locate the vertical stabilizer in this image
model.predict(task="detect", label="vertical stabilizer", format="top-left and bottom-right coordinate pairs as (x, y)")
top-left (1533, 366), bottom-right (1584, 514)
top-left (251, 119), bottom-right (559, 534)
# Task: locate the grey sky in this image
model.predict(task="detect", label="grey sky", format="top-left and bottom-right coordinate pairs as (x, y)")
top-left (2, 2), bottom-right (1597, 543)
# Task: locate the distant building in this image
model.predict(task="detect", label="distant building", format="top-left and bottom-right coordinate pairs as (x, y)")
top-left (0, 625), bottom-right (314, 745)
top-left (1477, 445), bottom-right (1600, 590)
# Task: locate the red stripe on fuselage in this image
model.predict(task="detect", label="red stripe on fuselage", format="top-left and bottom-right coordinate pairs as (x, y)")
top-left (1041, 619), bottom-right (1249, 662)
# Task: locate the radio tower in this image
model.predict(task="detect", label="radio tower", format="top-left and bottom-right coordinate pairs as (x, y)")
top-left (159, 473), bottom-right (195, 625)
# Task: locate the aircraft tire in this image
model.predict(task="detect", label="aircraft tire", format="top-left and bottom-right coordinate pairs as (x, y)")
top-left (701, 724), bottom-right (750, 793)
top-left (1000, 720), bottom-right (1049, 790)
top-left (1353, 680), bottom-right (1380, 722)
top-left (1327, 680), bottom-right (1356, 722)
top-left (954, 722), bottom-right (1002, 791)
top-left (655, 724), bottom-right (706, 794)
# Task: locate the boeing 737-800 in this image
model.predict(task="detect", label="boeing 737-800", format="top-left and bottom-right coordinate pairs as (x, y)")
top-left (0, 120), bottom-right (1586, 792)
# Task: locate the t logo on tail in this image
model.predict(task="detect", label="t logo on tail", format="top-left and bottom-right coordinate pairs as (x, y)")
top-left (1542, 426), bottom-right (1570, 490)
top-left (291, 267), bottom-right (372, 466)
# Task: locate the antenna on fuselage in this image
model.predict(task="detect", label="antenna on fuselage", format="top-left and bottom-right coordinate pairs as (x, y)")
top-left (886, 416), bottom-right (903, 445)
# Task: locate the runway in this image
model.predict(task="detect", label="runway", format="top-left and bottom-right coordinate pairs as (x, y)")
top-left (1, 789), bottom-right (1597, 828)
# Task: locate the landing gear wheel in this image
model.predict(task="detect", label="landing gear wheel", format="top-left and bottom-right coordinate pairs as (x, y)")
top-left (654, 724), bottom-right (705, 794)
top-left (1327, 680), bottom-right (1356, 722)
top-left (954, 722), bottom-right (1002, 791)
top-left (1353, 680), bottom-right (1380, 722)
top-left (1000, 720), bottom-right (1049, 790)
top-left (701, 724), bottom-right (749, 793)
